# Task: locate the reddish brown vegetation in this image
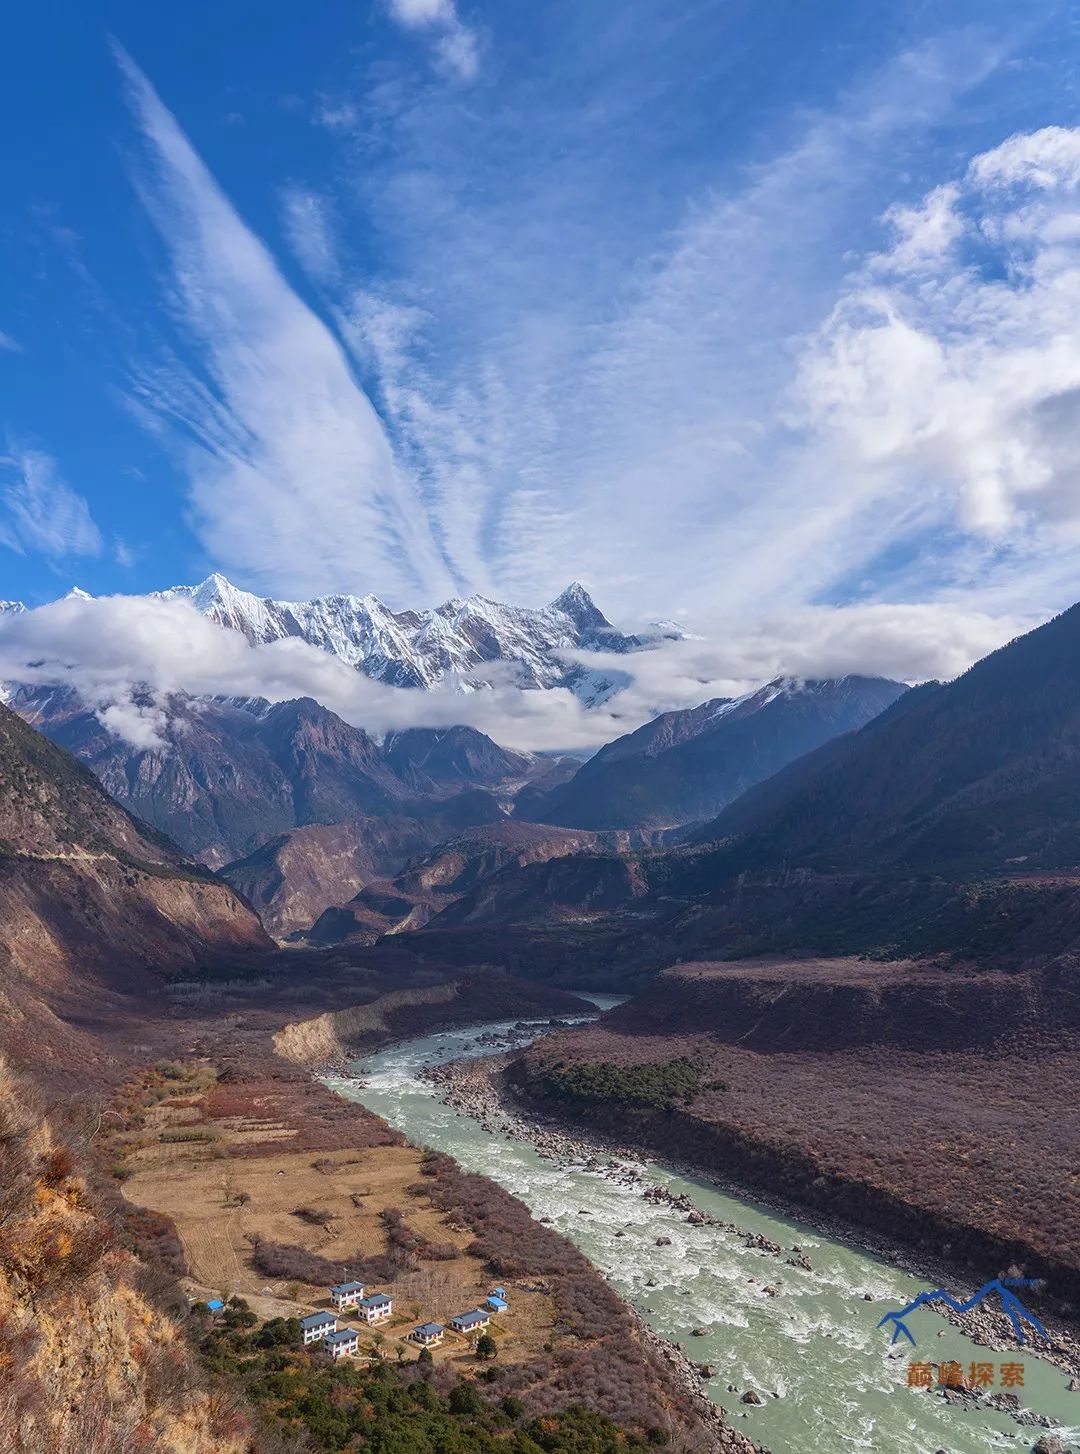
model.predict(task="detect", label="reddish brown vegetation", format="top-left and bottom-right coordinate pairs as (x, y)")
top-left (203, 1059), bottom-right (404, 1155)
top-left (511, 966), bottom-right (1080, 1312)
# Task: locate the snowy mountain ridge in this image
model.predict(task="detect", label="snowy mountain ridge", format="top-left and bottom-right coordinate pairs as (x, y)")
top-left (156, 574), bottom-right (662, 696)
top-left (8, 573), bottom-right (677, 701)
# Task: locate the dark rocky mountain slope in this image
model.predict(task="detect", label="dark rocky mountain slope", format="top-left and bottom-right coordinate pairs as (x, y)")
top-left (524, 675), bottom-right (906, 829)
top-left (693, 602), bottom-right (1080, 876)
top-left (14, 689), bottom-right (546, 869)
top-left (384, 606), bottom-right (1080, 973)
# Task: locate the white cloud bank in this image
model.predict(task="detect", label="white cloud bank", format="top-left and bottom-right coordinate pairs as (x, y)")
top-left (795, 125), bottom-right (1080, 548)
top-left (0, 591), bottom-right (1035, 754)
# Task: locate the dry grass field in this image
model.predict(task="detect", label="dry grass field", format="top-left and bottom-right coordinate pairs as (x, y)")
top-left (113, 1061), bottom-right (554, 1369)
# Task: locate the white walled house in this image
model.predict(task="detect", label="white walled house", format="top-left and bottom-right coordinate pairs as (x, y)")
top-left (356, 1293), bottom-right (393, 1324)
top-left (328, 1280), bottom-right (365, 1311)
top-left (300, 1312), bottom-right (337, 1345)
top-left (325, 1328), bottom-right (360, 1360)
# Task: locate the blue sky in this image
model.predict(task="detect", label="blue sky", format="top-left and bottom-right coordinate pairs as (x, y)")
top-left (3, 0), bottom-right (1080, 654)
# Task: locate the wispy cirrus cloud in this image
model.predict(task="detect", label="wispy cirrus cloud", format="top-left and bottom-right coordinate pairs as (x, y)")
top-left (0, 331), bottom-right (22, 353)
top-left (109, 9), bottom-right (1080, 675)
top-left (0, 448), bottom-right (102, 561)
top-left (279, 186), bottom-right (339, 283)
top-left (384, 0), bottom-right (480, 82)
top-left (112, 44), bottom-right (457, 605)
top-left (323, 24), bottom-right (1012, 621)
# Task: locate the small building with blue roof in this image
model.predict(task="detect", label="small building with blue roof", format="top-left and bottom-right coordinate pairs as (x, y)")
top-left (300, 1311), bottom-right (337, 1345)
top-left (357, 1293), bottom-right (393, 1324)
top-left (408, 1321), bottom-right (445, 1347)
top-left (328, 1279), bottom-right (365, 1310)
top-left (449, 1308), bottom-right (491, 1334)
top-left (325, 1327), bottom-right (359, 1360)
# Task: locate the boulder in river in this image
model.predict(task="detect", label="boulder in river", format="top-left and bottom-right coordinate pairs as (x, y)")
top-left (1032, 1438), bottom-right (1068, 1454)
top-left (691, 1327), bottom-right (708, 1337)
top-left (741, 1390), bottom-right (764, 1406)
top-left (656, 1236), bottom-right (672, 1247)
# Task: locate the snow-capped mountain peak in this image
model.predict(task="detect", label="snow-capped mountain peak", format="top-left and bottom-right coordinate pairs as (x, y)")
top-left (0, 573), bottom-right (688, 707)
top-left (148, 574), bottom-right (653, 696)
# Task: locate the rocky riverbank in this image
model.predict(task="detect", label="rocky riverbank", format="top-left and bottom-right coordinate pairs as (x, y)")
top-left (420, 1051), bottom-right (1080, 1400)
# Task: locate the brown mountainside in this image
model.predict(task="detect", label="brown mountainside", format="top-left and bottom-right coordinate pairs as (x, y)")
top-left (0, 702), bottom-right (268, 1073)
top-left (221, 793), bottom-right (506, 937)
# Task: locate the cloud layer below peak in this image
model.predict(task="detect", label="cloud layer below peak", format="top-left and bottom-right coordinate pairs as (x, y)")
top-left (0, 590), bottom-right (1035, 754)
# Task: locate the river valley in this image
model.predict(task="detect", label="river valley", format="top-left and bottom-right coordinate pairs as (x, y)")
top-left (325, 1011), bottom-right (1080, 1454)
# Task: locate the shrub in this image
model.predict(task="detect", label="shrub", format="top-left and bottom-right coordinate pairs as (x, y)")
top-left (291, 1206), bottom-right (337, 1229)
top-left (248, 1241), bottom-right (343, 1284)
top-left (448, 1380), bottom-right (484, 1416)
top-left (533, 1057), bottom-right (707, 1111)
top-left (420, 1241), bottom-right (460, 1261)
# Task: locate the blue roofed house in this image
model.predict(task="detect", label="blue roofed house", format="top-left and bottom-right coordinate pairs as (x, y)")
top-left (485, 1293), bottom-right (508, 1313)
top-left (408, 1322), bottom-right (445, 1347)
top-left (205, 1299), bottom-right (225, 1314)
top-left (491, 1287), bottom-right (506, 1300)
top-left (449, 1308), bottom-right (491, 1334)
top-left (329, 1280), bottom-right (365, 1311)
top-left (325, 1327), bottom-right (359, 1360)
top-left (357, 1293), bottom-right (393, 1325)
top-left (300, 1311), bottom-right (337, 1345)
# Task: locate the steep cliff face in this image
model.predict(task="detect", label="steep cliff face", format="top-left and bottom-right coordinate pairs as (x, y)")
top-left (601, 958), bottom-right (1059, 1051)
top-left (0, 1059), bottom-right (250, 1454)
top-left (16, 689), bottom-right (409, 867)
top-left (0, 702), bottom-right (269, 1070)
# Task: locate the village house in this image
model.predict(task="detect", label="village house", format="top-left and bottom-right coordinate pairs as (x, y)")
top-left (356, 1293), bottom-right (393, 1324)
top-left (328, 1280), bottom-right (365, 1310)
top-left (491, 1287), bottom-right (506, 1300)
top-left (485, 1293), bottom-right (508, 1313)
top-left (300, 1311), bottom-right (337, 1345)
top-left (408, 1322), bottom-right (445, 1348)
top-left (449, 1308), bottom-right (491, 1334)
top-left (324, 1327), bottom-right (360, 1361)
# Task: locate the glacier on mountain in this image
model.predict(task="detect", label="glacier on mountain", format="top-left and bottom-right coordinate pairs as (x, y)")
top-left (150, 573), bottom-right (669, 698)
